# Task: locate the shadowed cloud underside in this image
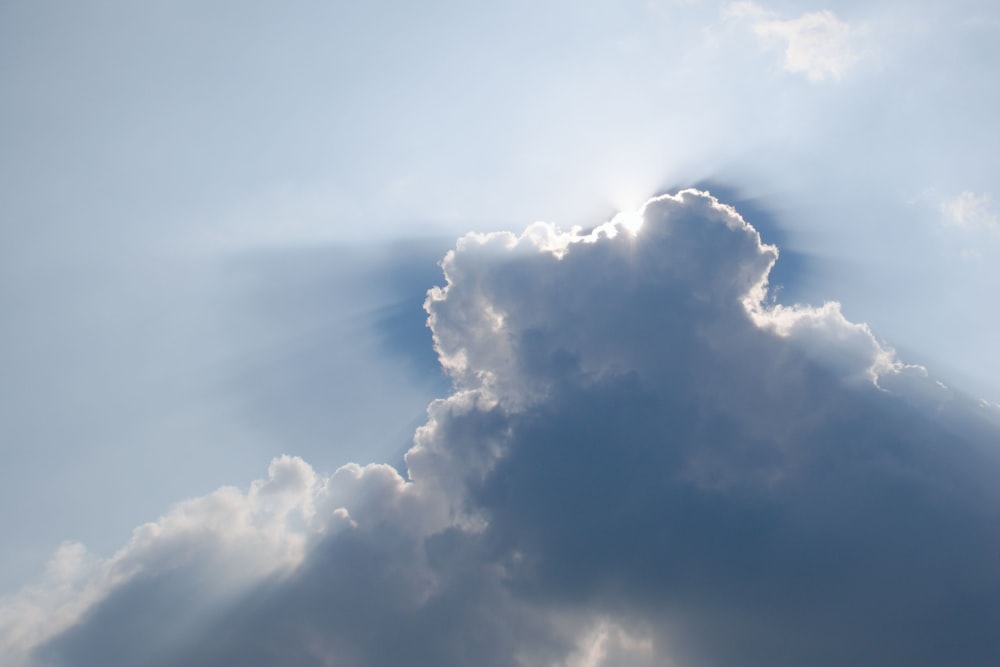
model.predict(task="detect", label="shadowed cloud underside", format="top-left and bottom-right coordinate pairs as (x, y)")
top-left (6, 190), bottom-right (1000, 667)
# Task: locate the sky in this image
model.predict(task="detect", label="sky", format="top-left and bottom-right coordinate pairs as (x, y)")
top-left (2, 1), bottom-right (1000, 665)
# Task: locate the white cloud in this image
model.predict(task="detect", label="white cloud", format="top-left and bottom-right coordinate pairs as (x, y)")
top-left (563, 619), bottom-right (659, 667)
top-left (5, 190), bottom-right (1000, 666)
top-left (942, 190), bottom-right (1000, 232)
top-left (724, 2), bottom-right (862, 81)
top-left (0, 455), bottom-right (432, 666)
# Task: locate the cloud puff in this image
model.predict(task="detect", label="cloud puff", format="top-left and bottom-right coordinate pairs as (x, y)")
top-left (942, 191), bottom-right (1000, 233)
top-left (0, 456), bottom-right (343, 663)
top-left (6, 190), bottom-right (1000, 666)
top-left (725, 2), bottom-right (862, 81)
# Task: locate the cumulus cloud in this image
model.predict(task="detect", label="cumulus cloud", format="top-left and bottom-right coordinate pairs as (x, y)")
top-left (5, 190), bottom-right (1000, 666)
top-left (0, 456), bottom-right (346, 663)
top-left (724, 2), bottom-right (862, 81)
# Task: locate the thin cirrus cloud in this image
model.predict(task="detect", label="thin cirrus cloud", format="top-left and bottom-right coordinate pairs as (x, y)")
top-left (5, 190), bottom-right (1000, 666)
top-left (724, 2), bottom-right (863, 81)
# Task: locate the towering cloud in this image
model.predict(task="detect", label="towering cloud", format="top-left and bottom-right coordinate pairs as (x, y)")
top-left (6, 190), bottom-right (1000, 666)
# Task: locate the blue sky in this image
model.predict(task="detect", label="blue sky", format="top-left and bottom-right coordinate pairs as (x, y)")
top-left (2, 1), bottom-right (1000, 664)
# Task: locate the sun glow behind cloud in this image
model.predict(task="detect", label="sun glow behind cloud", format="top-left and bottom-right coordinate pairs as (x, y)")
top-left (4, 1), bottom-right (1000, 664)
top-left (610, 208), bottom-right (646, 235)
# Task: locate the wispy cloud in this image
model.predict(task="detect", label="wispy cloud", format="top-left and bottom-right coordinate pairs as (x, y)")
top-left (724, 2), bottom-right (863, 81)
top-left (941, 190), bottom-right (1000, 232)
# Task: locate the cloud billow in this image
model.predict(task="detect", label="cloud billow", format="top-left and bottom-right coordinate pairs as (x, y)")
top-left (13, 190), bottom-right (1000, 666)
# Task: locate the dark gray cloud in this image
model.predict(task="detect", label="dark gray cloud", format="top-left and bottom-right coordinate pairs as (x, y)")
top-left (9, 190), bottom-right (1000, 666)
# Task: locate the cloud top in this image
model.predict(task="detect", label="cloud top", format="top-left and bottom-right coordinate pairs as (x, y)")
top-left (426, 191), bottom-right (777, 404)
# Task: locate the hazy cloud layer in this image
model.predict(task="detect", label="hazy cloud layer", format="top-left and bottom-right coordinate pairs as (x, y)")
top-left (6, 191), bottom-right (1000, 666)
